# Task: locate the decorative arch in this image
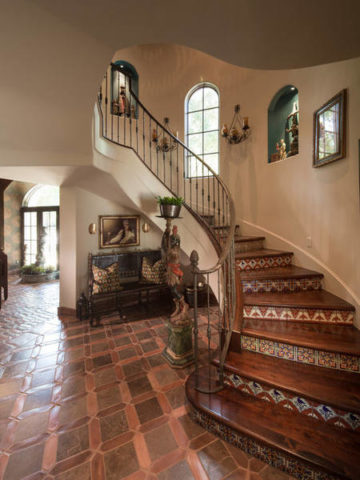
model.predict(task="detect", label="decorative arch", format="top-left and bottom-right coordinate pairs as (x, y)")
top-left (268, 85), bottom-right (299, 163)
top-left (185, 82), bottom-right (220, 176)
top-left (22, 185), bottom-right (59, 207)
top-left (111, 60), bottom-right (139, 116)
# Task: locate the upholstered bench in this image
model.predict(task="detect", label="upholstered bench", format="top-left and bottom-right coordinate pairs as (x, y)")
top-left (87, 250), bottom-right (169, 326)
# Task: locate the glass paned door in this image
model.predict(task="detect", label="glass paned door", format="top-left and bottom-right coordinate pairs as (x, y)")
top-left (23, 211), bottom-right (37, 265)
top-left (42, 211), bottom-right (58, 268)
top-left (22, 207), bottom-right (59, 269)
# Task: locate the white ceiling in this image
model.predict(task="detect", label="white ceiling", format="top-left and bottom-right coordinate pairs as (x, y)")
top-left (32, 0), bottom-right (360, 69)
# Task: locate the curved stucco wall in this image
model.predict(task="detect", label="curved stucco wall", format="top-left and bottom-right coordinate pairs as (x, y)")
top-left (110, 44), bottom-right (360, 324)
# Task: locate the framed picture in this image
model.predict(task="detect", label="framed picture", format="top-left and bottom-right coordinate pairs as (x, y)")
top-left (99, 215), bottom-right (140, 249)
top-left (313, 89), bottom-right (347, 168)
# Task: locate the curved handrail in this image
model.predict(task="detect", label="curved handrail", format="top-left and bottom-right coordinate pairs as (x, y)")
top-left (97, 65), bottom-right (237, 392)
top-left (126, 89), bottom-right (237, 274)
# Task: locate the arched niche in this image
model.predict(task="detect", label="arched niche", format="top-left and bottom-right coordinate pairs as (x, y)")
top-left (268, 85), bottom-right (299, 163)
top-left (111, 60), bottom-right (139, 116)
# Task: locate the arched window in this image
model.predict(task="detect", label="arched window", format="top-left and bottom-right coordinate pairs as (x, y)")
top-left (21, 185), bottom-right (59, 268)
top-left (185, 83), bottom-right (219, 176)
top-left (268, 85), bottom-right (299, 163)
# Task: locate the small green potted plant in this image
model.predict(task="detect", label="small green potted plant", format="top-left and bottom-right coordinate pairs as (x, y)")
top-left (156, 196), bottom-right (184, 218)
top-left (20, 264), bottom-right (58, 283)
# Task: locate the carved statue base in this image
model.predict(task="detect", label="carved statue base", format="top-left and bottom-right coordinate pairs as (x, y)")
top-left (162, 309), bottom-right (194, 368)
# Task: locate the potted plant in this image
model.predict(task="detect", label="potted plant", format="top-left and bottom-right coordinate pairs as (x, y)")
top-left (20, 264), bottom-right (58, 283)
top-left (156, 196), bottom-right (183, 218)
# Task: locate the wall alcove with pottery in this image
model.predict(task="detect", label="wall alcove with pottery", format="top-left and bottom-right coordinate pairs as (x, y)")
top-left (268, 85), bottom-right (299, 163)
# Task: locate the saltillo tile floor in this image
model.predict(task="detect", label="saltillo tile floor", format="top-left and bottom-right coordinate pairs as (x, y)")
top-left (0, 277), bottom-right (296, 480)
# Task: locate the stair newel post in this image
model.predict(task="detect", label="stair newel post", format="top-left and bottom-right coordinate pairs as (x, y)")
top-left (149, 117), bottom-right (152, 170)
top-left (217, 267), bottom-right (223, 385)
top-left (190, 250), bottom-right (200, 390)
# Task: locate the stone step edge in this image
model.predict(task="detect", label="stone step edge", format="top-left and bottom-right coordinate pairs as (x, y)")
top-left (240, 333), bottom-right (360, 373)
top-left (222, 370), bottom-right (360, 432)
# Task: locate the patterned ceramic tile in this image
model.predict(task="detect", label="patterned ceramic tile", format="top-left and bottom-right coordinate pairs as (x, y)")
top-left (242, 277), bottom-right (322, 294)
top-left (224, 372), bottom-right (360, 432)
top-left (236, 254), bottom-right (293, 272)
top-left (243, 306), bottom-right (354, 325)
top-left (240, 334), bottom-right (360, 373)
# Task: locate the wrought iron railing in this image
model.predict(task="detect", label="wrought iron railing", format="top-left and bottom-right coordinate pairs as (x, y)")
top-left (98, 65), bottom-right (236, 392)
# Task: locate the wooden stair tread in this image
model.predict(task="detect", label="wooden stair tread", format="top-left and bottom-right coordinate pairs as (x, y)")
top-left (220, 234), bottom-right (265, 241)
top-left (244, 289), bottom-right (355, 311)
top-left (223, 350), bottom-right (360, 414)
top-left (236, 248), bottom-right (293, 259)
top-left (242, 319), bottom-right (360, 355)
top-left (186, 371), bottom-right (360, 480)
top-left (240, 265), bottom-right (323, 281)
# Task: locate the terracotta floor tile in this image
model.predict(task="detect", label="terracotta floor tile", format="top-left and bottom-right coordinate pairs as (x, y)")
top-left (100, 409), bottom-right (128, 441)
top-left (154, 368), bottom-right (180, 387)
top-left (197, 439), bottom-right (238, 480)
top-left (157, 459), bottom-right (195, 479)
top-left (56, 424), bottom-right (89, 461)
top-left (165, 385), bottom-right (186, 409)
top-left (4, 442), bottom-right (44, 480)
top-left (23, 387), bottom-right (53, 412)
top-left (128, 376), bottom-right (153, 398)
top-left (118, 346), bottom-right (138, 361)
top-left (31, 369), bottom-right (55, 388)
top-left (55, 461), bottom-right (91, 480)
top-left (114, 335), bottom-right (132, 347)
top-left (96, 385), bottom-right (122, 410)
top-left (92, 353), bottom-right (113, 369)
top-left (58, 396), bottom-right (88, 427)
top-left (147, 353), bottom-right (166, 368)
top-left (94, 367), bottom-right (117, 388)
top-left (123, 359), bottom-right (147, 378)
top-left (14, 410), bottom-right (49, 442)
top-left (144, 423), bottom-right (178, 461)
top-left (0, 280), bottom-right (299, 480)
top-left (61, 376), bottom-right (86, 400)
top-left (104, 441), bottom-right (139, 479)
top-left (135, 397), bottom-right (163, 424)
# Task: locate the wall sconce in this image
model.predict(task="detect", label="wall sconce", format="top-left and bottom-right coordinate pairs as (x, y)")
top-left (152, 117), bottom-right (179, 153)
top-left (142, 222), bottom-right (150, 233)
top-left (221, 104), bottom-right (250, 144)
top-left (88, 223), bottom-right (97, 235)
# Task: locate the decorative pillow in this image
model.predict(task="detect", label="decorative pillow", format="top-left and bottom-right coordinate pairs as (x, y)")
top-left (92, 262), bottom-right (123, 295)
top-left (142, 257), bottom-right (167, 284)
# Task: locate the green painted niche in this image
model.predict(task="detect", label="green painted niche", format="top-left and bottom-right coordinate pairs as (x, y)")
top-left (268, 85), bottom-right (299, 163)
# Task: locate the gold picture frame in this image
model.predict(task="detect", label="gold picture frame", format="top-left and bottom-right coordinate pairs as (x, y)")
top-left (313, 89), bottom-right (347, 167)
top-left (99, 215), bottom-right (140, 249)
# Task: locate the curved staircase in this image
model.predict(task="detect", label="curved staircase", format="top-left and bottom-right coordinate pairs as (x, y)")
top-left (187, 234), bottom-right (360, 480)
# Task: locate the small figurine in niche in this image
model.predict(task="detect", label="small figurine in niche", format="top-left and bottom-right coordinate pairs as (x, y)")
top-left (286, 114), bottom-right (299, 156)
top-left (279, 138), bottom-right (287, 160)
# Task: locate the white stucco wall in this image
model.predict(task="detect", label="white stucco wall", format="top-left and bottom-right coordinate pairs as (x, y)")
top-left (111, 45), bottom-right (360, 324)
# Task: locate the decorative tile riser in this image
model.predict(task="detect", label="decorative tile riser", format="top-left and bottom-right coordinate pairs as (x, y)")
top-left (242, 277), bottom-right (323, 294)
top-left (243, 306), bottom-right (354, 325)
top-left (236, 255), bottom-right (292, 271)
top-left (189, 405), bottom-right (341, 480)
top-left (224, 372), bottom-right (360, 432)
top-left (235, 240), bottom-right (264, 254)
top-left (241, 335), bottom-right (360, 373)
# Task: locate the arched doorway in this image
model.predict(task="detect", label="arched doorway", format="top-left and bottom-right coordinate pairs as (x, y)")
top-left (21, 185), bottom-right (59, 268)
